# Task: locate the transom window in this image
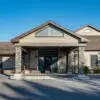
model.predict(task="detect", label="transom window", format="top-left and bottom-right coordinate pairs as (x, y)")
top-left (36, 26), bottom-right (64, 37)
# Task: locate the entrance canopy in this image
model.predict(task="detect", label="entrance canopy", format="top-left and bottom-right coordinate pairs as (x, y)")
top-left (15, 43), bottom-right (86, 47)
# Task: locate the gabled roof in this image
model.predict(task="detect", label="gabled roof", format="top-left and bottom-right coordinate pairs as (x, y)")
top-left (75, 24), bottom-right (100, 32)
top-left (11, 21), bottom-right (88, 43)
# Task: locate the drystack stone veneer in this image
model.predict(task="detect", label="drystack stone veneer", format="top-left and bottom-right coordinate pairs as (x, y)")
top-left (15, 46), bottom-right (22, 73)
top-left (79, 46), bottom-right (85, 74)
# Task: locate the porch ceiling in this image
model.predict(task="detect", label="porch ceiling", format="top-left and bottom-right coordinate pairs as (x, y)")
top-left (15, 43), bottom-right (86, 47)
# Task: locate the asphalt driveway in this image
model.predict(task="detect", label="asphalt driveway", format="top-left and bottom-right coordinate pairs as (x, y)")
top-left (0, 78), bottom-right (100, 100)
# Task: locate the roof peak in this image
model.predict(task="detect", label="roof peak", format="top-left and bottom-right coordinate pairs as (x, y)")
top-left (75, 24), bottom-right (100, 32)
top-left (11, 20), bottom-right (88, 43)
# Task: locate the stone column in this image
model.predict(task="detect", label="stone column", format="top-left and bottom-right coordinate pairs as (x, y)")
top-left (68, 51), bottom-right (74, 73)
top-left (58, 49), bottom-right (66, 73)
top-left (78, 46), bottom-right (85, 74)
top-left (74, 51), bottom-right (78, 74)
top-left (15, 46), bottom-right (22, 73)
top-left (30, 49), bottom-right (38, 71)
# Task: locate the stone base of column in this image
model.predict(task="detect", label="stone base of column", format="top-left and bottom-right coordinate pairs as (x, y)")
top-left (10, 73), bottom-right (23, 80)
top-left (15, 68), bottom-right (22, 74)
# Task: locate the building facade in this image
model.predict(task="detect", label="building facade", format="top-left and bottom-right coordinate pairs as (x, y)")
top-left (0, 21), bottom-right (99, 75)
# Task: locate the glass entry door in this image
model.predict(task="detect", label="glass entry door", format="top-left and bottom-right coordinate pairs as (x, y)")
top-left (38, 56), bottom-right (58, 73)
top-left (38, 57), bottom-right (45, 73)
top-left (38, 48), bottom-right (58, 73)
top-left (45, 57), bottom-right (52, 72)
top-left (51, 57), bottom-right (58, 73)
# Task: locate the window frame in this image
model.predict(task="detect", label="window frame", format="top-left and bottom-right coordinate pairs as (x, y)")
top-left (35, 26), bottom-right (64, 37)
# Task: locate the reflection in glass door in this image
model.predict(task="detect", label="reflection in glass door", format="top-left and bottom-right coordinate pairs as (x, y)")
top-left (38, 57), bottom-right (45, 73)
top-left (51, 57), bottom-right (58, 73)
top-left (45, 57), bottom-right (52, 72)
top-left (38, 48), bottom-right (58, 73)
top-left (38, 56), bottom-right (58, 73)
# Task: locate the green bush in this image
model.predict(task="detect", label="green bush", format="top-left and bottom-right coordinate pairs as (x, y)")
top-left (93, 67), bottom-right (100, 74)
top-left (83, 66), bottom-right (89, 75)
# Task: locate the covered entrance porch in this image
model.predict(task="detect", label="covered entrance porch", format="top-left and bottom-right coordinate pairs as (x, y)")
top-left (38, 48), bottom-right (58, 73)
top-left (15, 43), bottom-right (85, 75)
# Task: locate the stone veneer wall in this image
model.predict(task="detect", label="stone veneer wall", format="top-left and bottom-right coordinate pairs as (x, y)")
top-left (30, 49), bottom-right (38, 70)
top-left (79, 47), bottom-right (85, 73)
top-left (74, 51), bottom-right (79, 73)
top-left (58, 49), bottom-right (66, 73)
top-left (68, 51), bottom-right (74, 73)
top-left (15, 46), bottom-right (22, 73)
top-left (22, 50), bottom-right (30, 70)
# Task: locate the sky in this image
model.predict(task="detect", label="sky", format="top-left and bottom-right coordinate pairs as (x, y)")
top-left (0, 0), bottom-right (100, 41)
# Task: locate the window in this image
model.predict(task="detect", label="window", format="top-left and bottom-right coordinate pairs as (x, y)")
top-left (36, 26), bottom-right (64, 37)
top-left (85, 29), bottom-right (91, 33)
top-left (91, 55), bottom-right (98, 68)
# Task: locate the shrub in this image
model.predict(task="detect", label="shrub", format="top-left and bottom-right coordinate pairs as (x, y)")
top-left (93, 67), bottom-right (100, 74)
top-left (83, 66), bottom-right (89, 75)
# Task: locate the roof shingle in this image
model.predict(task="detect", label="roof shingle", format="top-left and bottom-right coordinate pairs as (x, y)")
top-left (82, 36), bottom-right (100, 50)
top-left (0, 42), bottom-right (15, 55)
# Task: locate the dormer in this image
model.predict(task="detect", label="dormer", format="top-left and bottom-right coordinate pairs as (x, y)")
top-left (75, 25), bottom-right (100, 36)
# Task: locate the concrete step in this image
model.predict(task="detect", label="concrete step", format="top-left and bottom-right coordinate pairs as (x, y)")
top-left (23, 75), bottom-right (54, 80)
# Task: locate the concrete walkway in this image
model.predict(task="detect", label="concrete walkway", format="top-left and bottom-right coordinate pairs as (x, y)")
top-left (0, 78), bottom-right (100, 100)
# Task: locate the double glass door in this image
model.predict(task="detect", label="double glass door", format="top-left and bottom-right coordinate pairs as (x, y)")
top-left (38, 56), bottom-right (58, 73)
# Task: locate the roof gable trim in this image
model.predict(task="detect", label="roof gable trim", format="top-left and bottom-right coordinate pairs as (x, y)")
top-left (11, 21), bottom-right (88, 43)
top-left (75, 24), bottom-right (100, 33)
